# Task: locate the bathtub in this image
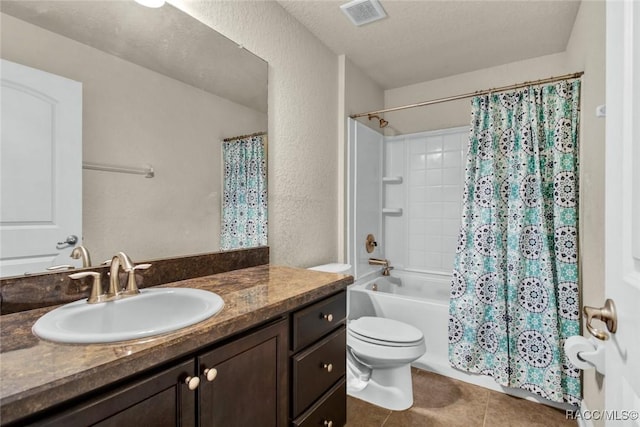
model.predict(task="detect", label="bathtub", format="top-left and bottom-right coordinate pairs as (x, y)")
top-left (348, 270), bottom-right (575, 411)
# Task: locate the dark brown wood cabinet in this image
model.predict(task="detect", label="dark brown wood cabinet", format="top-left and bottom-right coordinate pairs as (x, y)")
top-left (23, 320), bottom-right (287, 427)
top-left (15, 292), bottom-right (346, 427)
top-left (26, 359), bottom-right (197, 426)
top-left (198, 319), bottom-right (288, 427)
top-left (290, 291), bottom-right (347, 427)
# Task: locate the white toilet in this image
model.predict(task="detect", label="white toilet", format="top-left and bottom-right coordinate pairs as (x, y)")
top-left (309, 263), bottom-right (426, 411)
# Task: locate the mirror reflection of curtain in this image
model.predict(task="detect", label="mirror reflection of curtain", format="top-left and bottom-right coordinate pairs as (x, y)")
top-left (448, 80), bottom-right (581, 405)
top-left (220, 134), bottom-right (267, 250)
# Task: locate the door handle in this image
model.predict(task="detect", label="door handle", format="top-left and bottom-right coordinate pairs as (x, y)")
top-left (56, 235), bottom-right (78, 249)
top-left (583, 299), bottom-right (617, 340)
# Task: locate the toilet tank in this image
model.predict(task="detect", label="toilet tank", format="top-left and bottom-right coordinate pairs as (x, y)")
top-left (308, 263), bottom-right (352, 275)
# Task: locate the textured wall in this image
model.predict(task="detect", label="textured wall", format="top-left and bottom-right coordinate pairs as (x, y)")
top-left (173, 1), bottom-right (339, 267)
top-left (565, 1), bottom-right (606, 423)
top-left (384, 52), bottom-right (572, 134)
top-left (1, 13), bottom-right (266, 264)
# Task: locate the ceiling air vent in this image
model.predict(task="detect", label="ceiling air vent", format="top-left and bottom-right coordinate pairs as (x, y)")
top-left (340, 0), bottom-right (387, 27)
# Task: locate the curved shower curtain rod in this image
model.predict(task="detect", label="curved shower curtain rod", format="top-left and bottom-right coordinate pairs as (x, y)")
top-left (350, 71), bottom-right (584, 119)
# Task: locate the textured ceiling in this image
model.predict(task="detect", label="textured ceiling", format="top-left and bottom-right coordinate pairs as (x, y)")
top-left (278, 0), bottom-right (581, 89)
top-left (1, 0), bottom-right (268, 112)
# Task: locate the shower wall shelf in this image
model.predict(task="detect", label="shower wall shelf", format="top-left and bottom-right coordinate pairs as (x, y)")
top-left (382, 208), bottom-right (403, 215)
top-left (382, 176), bottom-right (403, 184)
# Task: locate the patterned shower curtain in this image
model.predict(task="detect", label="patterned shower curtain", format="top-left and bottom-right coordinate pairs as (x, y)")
top-left (220, 134), bottom-right (267, 250)
top-left (448, 80), bottom-right (581, 405)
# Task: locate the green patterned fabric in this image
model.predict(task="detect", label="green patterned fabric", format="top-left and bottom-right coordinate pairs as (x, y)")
top-left (448, 81), bottom-right (581, 405)
top-left (221, 135), bottom-right (267, 250)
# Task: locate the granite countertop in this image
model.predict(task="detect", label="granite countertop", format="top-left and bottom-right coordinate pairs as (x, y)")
top-left (0, 265), bottom-right (352, 424)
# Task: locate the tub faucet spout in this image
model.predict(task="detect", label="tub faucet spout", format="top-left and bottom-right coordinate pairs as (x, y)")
top-left (368, 258), bottom-right (394, 276)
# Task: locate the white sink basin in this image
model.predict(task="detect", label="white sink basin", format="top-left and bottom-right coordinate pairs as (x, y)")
top-left (32, 288), bottom-right (224, 344)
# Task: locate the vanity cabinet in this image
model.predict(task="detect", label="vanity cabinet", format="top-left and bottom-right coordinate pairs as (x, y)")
top-left (290, 291), bottom-right (347, 427)
top-left (20, 319), bottom-right (288, 427)
top-left (9, 290), bottom-right (347, 427)
top-left (24, 359), bottom-right (197, 426)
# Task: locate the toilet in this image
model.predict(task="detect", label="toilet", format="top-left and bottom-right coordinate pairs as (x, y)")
top-left (309, 263), bottom-right (426, 411)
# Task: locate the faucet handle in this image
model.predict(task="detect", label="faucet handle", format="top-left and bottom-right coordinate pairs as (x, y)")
top-left (122, 263), bottom-right (151, 295)
top-left (69, 271), bottom-right (104, 304)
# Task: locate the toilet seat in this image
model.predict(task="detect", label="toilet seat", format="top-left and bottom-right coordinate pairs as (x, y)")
top-left (348, 316), bottom-right (424, 347)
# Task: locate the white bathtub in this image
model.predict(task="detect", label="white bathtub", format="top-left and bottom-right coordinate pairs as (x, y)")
top-left (348, 270), bottom-right (575, 411)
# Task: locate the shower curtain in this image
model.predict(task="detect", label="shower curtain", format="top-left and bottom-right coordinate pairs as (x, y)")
top-left (448, 80), bottom-right (581, 405)
top-left (220, 134), bottom-right (267, 250)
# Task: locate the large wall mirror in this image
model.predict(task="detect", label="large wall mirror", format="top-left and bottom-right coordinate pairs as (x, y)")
top-left (0, 1), bottom-right (268, 277)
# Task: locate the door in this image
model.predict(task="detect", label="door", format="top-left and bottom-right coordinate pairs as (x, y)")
top-left (1, 59), bottom-right (82, 277)
top-left (198, 319), bottom-right (288, 427)
top-left (23, 359), bottom-right (197, 426)
top-left (604, 0), bottom-right (640, 423)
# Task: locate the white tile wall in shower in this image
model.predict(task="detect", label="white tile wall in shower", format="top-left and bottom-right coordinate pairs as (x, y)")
top-left (383, 126), bottom-right (468, 275)
top-left (383, 138), bottom-right (405, 269)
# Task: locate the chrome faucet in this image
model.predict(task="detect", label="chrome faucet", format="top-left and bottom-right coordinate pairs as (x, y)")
top-left (368, 258), bottom-right (394, 276)
top-left (70, 245), bottom-right (92, 268)
top-left (108, 252), bottom-right (136, 298)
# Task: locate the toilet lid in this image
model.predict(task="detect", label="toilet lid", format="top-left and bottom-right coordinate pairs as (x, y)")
top-left (349, 316), bottom-right (423, 344)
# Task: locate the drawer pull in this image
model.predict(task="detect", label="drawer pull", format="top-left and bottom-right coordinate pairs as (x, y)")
top-left (324, 420), bottom-right (333, 427)
top-left (322, 313), bottom-right (334, 322)
top-left (322, 363), bottom-right (333, 373)
top-left (204, 368), bottom-right (218, 382)
top-left (184, 376), bottom-right (200, 390)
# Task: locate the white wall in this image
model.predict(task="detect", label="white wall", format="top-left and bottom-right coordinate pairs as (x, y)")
top-left (339, 56), bottom-right (385, 262)
top-left (172, 1), bottom-right (340, 267)
top-left (1, 13), bottom-right (266, 264)
top-left (382, 0), bottom-right (606, 418)
top-left (384, 127), bottom-right (468, 274)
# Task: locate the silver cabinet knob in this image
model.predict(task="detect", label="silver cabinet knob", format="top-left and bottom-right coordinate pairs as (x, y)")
top-left (204, 368), bottom-right (218, 382)
top-left (322, 363), bottom-right (333, 373)
top-left (184, 376), bottom-right (200, 390)
top-left (324, 420), bottom-right (333, 427)
top-left (322, 313), bottom-right (334, 322)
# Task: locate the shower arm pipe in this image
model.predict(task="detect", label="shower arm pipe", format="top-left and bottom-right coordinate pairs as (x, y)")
top-left (349, 71), bottom-right (584, 119)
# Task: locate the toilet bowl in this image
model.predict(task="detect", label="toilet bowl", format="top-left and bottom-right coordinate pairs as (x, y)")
top-left (346, 316), bottom-right (426, 410)
top-left (308, 263), bottom-right (426, 411)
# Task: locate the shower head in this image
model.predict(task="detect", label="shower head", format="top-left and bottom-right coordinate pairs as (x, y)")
top-left (368, 114), bottom-right (389, 129)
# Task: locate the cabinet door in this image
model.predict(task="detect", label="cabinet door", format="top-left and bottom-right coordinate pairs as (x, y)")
top-left (198, 318), bottom-right (288, 427)
top-left (30, 359), bottom-right (196, 427)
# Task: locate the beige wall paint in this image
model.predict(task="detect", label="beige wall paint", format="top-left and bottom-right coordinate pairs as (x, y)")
top-left (382, 0), bottom-right (605, 414)
top-left (172, 0), bottom-right (339, 267)
top-left (565, 0), bottom-right (606, 422)
top-left (1, 13), bottom-right (266, 264)
top-left (384, 51), bottom-right (571, 134)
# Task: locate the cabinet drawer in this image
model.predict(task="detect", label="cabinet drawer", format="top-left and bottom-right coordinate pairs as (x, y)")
top-left (292, 327), bottom-right (346, 417)
top-left (292, 380), bottom-right (346, 427)
top-left (292, 291), bottom-right (346, 352)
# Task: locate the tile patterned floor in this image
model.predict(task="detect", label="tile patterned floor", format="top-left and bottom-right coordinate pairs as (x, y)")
top-left (346, 369), bottom-right (577, 427)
